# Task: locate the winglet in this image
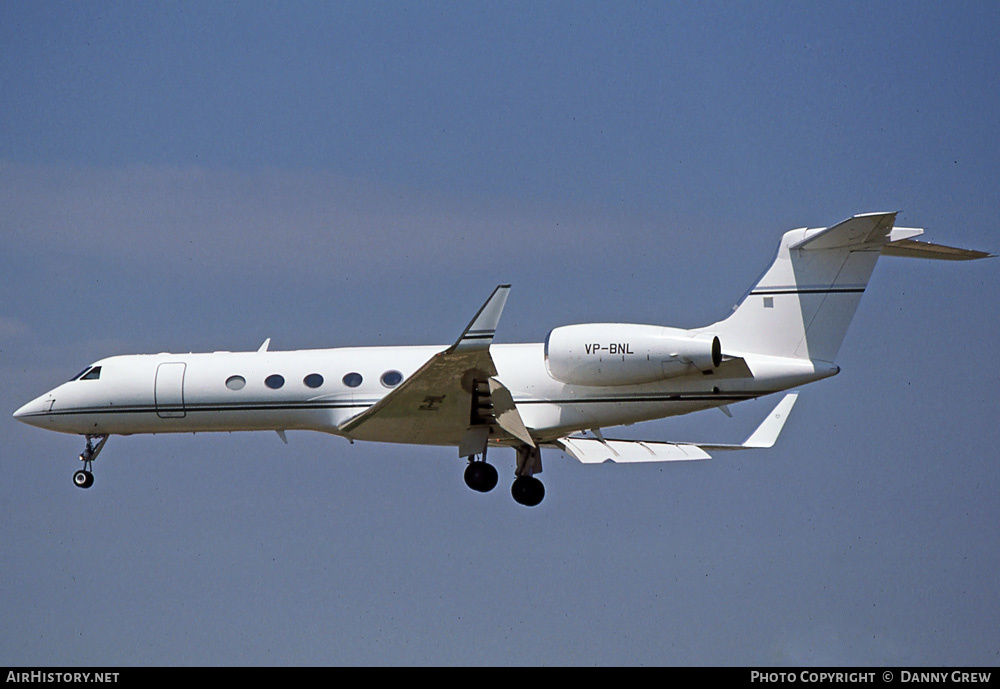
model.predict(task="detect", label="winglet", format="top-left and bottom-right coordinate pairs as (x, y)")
top-left (449, 285), bottom-right (510, 352)
top-left (680, 392), bottom-right (799, 451)
top-left (739, 393), bottom-right (798, 448)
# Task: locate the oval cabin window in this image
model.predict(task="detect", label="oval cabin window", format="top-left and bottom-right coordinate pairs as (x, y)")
top-left (342, 372), bottom-right (363, 388)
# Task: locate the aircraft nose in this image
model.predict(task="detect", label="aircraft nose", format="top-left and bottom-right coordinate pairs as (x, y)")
top-left (13, 401), bottom-right (31, 420)
top-left (13, 395), bottom-right (51, 427)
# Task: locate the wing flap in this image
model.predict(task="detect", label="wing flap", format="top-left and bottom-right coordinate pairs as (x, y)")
top-left (557, 437), bottom-right (711, 464)
top-left (488, 377), bottom-right (535, 447)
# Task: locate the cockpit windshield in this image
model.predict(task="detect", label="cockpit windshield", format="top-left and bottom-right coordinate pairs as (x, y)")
top-left (71, 366), bottom-right (102, 381)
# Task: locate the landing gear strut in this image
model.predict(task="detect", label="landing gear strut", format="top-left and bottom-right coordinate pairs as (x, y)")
top-left (73, 435), bottom-right (108, 489)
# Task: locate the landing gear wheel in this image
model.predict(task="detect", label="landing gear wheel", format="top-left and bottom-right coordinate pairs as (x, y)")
top-left (511, 475), bottom-right (545, 507)
top-left (73, 470), bottom-right (94, 489)
top-left (464, 461), bottom-right (499, 493)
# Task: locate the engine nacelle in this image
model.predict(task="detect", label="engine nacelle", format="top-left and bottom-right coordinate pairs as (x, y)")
top-left (544, 323), bottom-right (722, 387)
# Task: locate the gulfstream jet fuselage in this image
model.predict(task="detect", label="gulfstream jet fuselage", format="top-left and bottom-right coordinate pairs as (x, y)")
top-left (14, 213), bottom-right (991, 506)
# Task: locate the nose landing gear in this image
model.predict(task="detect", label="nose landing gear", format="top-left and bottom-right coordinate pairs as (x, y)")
top-left (73, 469), bottom-right (94, 488)
top-left (73, 435), bottom-right (108, 489)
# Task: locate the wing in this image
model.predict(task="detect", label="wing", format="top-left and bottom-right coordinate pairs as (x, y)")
top-left (555, 393), bottom-right (798, 464)
top-left (338, 285), bottom-right (524, 453)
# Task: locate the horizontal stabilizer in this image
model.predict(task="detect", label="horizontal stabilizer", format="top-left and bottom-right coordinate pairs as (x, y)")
top-left (881, 238), bottom-right (993, 261)
top-left (556, 393), bottom-right (798, 464)
top-left (791, 212), bottom-right (898, 250)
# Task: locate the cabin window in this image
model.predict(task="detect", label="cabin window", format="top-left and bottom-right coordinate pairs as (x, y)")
top-left (265, 374), bottom-right (285, 390)
top-left (226, 375), bottom-right (246, 391)
top-left (342, 372), bottom-right (363, 388)
top-left (380, 370), bottom-right (403, 388)
top-left (81, 366), bottom-right (102, 381)
top-left (304, 373), bottom-right (324, 389)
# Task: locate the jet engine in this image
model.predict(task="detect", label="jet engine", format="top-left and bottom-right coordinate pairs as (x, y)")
top-left (544, 323), bottom-right (722, 386)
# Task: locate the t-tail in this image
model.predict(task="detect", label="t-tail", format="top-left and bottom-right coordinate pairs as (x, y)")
top-left (705, 212), bottom-right (991, 363)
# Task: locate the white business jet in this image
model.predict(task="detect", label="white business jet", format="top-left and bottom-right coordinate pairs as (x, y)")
top-left (13, 212), bottom-right (990, 506)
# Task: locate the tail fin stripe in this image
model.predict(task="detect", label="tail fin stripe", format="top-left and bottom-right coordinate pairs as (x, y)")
top-left (751, 287), bottom-right (866, 295)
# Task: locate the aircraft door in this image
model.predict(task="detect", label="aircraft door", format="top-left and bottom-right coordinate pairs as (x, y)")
top-left (155, 362), bottom-right (187, 418)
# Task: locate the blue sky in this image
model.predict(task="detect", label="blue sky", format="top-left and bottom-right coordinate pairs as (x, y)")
top-left (2, 2), bottom-right (998, 665)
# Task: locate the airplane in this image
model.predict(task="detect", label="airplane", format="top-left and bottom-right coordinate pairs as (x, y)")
top-left (13, 212), bottom-right (991, 506)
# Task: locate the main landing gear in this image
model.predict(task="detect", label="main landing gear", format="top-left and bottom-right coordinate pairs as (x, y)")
top-left (464, 458), bottom-right (499, 493)
top-left (512, 445), bottom-right (544, 507)
top-left (463, 444), bottom-right (546, 507)
top-left (73, 434), bottom-right (108, 489)
top-left (511, 475), bottom-right (545, 507)
top-left (463, 441), bottom-right (500, 493)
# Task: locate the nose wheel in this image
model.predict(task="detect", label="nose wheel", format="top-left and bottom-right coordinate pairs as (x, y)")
top-left (73, 435), bottom-right (108, 489)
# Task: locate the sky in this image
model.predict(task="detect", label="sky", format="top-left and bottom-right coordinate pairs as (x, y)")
top-left (1, 1), bottom-right (998, 666)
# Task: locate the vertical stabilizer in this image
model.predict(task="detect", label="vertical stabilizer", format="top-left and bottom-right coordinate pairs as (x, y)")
top-left (706, 213), bottom-right (898, 362)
